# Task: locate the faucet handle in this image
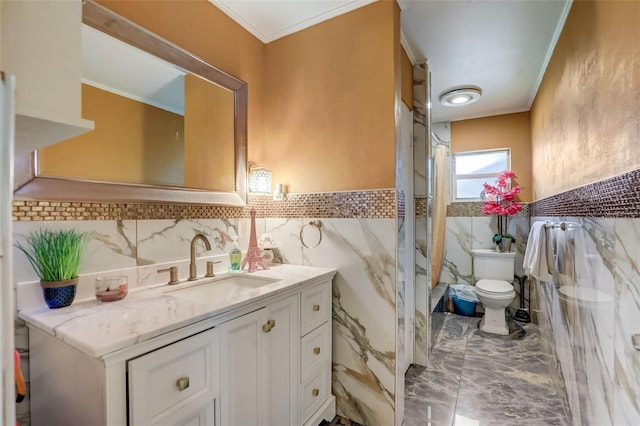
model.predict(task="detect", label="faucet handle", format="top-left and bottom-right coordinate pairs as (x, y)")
top-left (158, 266), bottom-right (179, 285)
top-left (205, 261), bottom-right (222, 277)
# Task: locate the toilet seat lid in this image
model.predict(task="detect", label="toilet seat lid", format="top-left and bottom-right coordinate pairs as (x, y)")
top-left (476, 279), bottom-right (513, 294)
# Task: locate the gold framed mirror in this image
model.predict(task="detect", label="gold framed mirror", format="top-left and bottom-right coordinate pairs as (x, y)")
top-left (14, 0), bottom-right (247, 206)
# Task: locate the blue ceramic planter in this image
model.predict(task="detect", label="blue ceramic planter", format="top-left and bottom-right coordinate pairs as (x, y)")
top-left (41, 278), bottom-right (78, 309)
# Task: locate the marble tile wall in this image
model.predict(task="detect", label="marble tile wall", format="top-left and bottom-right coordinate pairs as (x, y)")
top-left (241, 216), bottom-right (400, 425)
top-left (427, 121), bottom-right (451, 352)
top-left (302, 218), bottom-right (397, 425)
top-left (531, 216), bottom-right (639, 426)
top-left (412, 63), bottom-right (430, 368)
top-left (413, 118), bottom-right (450, 366)
top-left (395, 100), bottom-right (414, 425)
top-left (440, 217), bottom-right (474, 285)
top-left (262, 215), bottom-right (401, 424)
top-left (13, 218), bottom-right (254, 302)
top-left (439, 213), bottom-right (530, 286)
top-left (12, 210), bottom-right (399, 426)
top-left (414, 211), bottom-right (429, 365)
top-left (412, 63), bottom-right (428, 199)
top-left (612, 220), bottom-right (640, 425)
top-left (272, 196), bottom-right (406, 425)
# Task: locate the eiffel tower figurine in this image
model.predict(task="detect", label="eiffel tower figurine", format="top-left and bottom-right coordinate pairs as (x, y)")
top-left (242, 208), bottom-right (268, 272)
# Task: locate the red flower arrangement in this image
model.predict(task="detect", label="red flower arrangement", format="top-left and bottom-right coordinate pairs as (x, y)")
top-left (482, 170), bottom-right (523, 245)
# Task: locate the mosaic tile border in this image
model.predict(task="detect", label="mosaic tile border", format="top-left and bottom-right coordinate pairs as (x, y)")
top-left (415, 197), bottom-right (429, 217)
top-left (11, 201), bottom-right (244, 221)
top-left (397, 190), bottom-right (406, 219)
top-left (249, 189), bottom-right (397, 219)
top-left (532, 168), bottom-right (640, 217)
top-left (446, 201), bottom-right (530, 218)
top-left (12, 189), bottom-right (398, 221)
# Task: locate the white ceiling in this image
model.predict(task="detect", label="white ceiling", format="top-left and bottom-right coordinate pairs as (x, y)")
top-left (400, 0), bottom-right (572, 122)
top-left (211, 0), bottom-right (572, 123)
top-left (209, 0), bottom-right (376, 43)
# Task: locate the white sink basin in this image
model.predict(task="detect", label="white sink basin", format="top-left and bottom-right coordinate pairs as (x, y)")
top-left (164, 274), bottom-right (278, 302)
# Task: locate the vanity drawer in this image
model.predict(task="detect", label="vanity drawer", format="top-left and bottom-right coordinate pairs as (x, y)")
top-left (128, 330), bottom-right (216, 425)
top-left (301, 364), bottom-right (330, 423)
top-left (300, 281), bottom-right (331, 336)
top-left (300, 321), bottom-right (330, 382)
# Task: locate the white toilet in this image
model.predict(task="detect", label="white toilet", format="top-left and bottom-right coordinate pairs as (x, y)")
top-left (471, 249), bottom-right (516, 335)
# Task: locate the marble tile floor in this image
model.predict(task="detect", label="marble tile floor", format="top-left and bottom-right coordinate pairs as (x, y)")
top-left (405, 313), bottom-right (570, 426)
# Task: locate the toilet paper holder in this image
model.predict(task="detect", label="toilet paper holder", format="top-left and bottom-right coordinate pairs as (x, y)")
top-left (633, 334), bottom-right (640, 351)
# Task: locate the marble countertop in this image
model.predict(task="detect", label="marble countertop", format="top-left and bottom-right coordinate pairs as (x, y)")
top-left (19, 264), bottom-right (336, 359)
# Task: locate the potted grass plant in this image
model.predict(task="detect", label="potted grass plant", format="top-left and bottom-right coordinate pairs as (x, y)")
top-left (15, 229), bottom-right (90, 309)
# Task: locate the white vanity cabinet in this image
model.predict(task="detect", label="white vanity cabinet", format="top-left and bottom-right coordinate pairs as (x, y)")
top-left (219, 294), bottom-right (298, 425)
top-left (26, 273), bottom-right (336, 426)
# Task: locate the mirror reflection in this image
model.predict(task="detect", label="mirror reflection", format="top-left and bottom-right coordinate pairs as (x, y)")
top-left (37, 24), bottom-right (235, 192)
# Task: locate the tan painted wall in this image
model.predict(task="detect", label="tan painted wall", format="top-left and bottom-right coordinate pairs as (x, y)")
top-left (39, 84), bottom-right (184, 186)
top-left (264, 1), bottom-right (398, 192)
top-left (401, 47), bottom-right (413, 111)
top-left (184, 74), bottom-right (235, 191)
top-left (98, 1), bottom-right (400, 193)
top-left (97, 0), bottom-right (267, 166)
top-left (530, 1), bottom-right (640, 200)
top-left (451, 112), bottom-right (532, 202)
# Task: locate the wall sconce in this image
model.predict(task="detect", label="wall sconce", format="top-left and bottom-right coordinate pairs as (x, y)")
top-left (248, 165), bottom-right (272, 195)
top-left (273, 183), bottom-right (286, 201)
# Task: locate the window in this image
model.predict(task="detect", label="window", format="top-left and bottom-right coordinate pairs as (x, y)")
top-left (452, 148), bottom-right (510, 201)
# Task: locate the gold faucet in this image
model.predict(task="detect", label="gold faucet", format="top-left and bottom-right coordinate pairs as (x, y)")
top-left (189, 233), bottom-right (212, 280)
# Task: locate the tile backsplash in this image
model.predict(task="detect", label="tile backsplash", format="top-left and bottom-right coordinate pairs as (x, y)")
top-left (13, 218), bottom-right (249, 310)
top-left (13, 188), bottom-right (401, 426)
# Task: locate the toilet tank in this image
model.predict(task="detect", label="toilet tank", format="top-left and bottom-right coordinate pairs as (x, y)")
top-left (472, 249), bottom-right (516, 281)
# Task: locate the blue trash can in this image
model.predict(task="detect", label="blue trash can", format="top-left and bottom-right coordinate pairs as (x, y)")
top-left (449, 284), bottom-right (479, 316)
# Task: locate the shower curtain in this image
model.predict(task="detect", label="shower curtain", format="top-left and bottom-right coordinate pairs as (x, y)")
top-left (430, 144), bottom-right (448, 287)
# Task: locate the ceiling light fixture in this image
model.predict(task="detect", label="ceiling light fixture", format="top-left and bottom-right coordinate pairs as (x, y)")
top-left (439, 87), bottom-right (482, 107)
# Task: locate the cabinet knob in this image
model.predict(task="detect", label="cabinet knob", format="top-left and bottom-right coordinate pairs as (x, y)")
top-left (262, 319), bottom-right (276, 333)
top-left (176, 377), bottom-right (190, 391)
top-left (312, 304), bottom-right (320, 312)
top-left (313, 347), bottom-right (321, 355)
top-left (312, 388), bottom-right (319, 397)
